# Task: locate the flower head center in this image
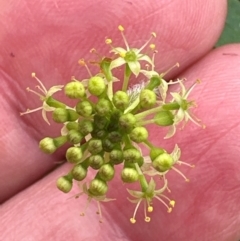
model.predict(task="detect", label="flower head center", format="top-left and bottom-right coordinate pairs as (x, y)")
top-left (124, 50), bottom-right (137, 62)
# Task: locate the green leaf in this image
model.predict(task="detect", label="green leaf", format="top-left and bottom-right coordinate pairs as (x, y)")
top-left (216, 0), bottom-right (240, 46)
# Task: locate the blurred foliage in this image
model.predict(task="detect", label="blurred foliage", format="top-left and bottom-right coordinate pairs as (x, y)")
top-left (216, 0), bottom-right (240, 46)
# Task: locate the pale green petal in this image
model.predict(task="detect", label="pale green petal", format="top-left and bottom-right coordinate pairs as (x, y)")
top-left (164, 125), bottom-right (176, 139)
top-left (110, 47), bottom-right (127, 54)
top-left (61, 124), bottom-right (69, 136)
top-left (174, 108), bottom-right (185, 124)
top-left (170, 92), bottom-right (182, 104)
top-left (127, 198), bottom-right (141, 204)
top-left (127, 189), bottom-right (144, 198)
top-left (179, 80), bottom-right (186, 96)
top-left (140, 70), bottom-right (159, 79)
top-left (110, 57), bottom-right (126, 70)
top-left (146, 178), bottom-right (156, 193)
top-left (42, 101), bottom-right (55, 111)
top-left (154, 180), bottom-right (168, 195)
top-left (47, 85), bottom-right (64, 97)
top-left (41, 109), bottom-right (50, 125)
top-left (138, 55), bottom-right (154, 66)
top-left (128, 61), bottom-right (141, 76)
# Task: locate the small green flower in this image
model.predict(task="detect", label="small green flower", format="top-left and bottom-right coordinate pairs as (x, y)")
top-left (165, 79), bottom-right (205, 139)
top-left (146, 145), bottom-right (194, 182)
top-left (127, 178), bottom-right (175, 223)
top-left (106, 25), bottom-right (156, 76)
top-left (73, 182), bottom-right (115, 223)
top-left (20, 73), bottom-right (64, 125)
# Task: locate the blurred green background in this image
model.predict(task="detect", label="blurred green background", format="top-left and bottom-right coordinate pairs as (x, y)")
top-left (216, 0), bottom-right (240, 46)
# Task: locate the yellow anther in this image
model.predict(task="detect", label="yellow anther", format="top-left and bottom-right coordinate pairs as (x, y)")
top-left (148, 206), bottom-right (153, 212)
top-left (167, 207), bottom-right (172, 213)
top-left (149, 44), bottom-right (155, 50)
top-left (119, 52), bottom-right (126, 58)
top-left (186, 179), bottom-right (190, 182)
top-left (80, 212), bottom-right (85, 216)
top-left (151, 32), bottom-right (157, 38)
top-left (130, 218), bottom-right (136, 224)
top-left (118, 25), bottom-right (124, 32)
top-left (145, 217), bottom-right (151, 222)
top-left (105, 38), bottom-right (112, 44)
top-left (31, 72), bottom-right (36, 78)
top-left (78, 59), bottom-right (86, 66)
top-left (169, 200), bottom-right (175, 207)
top-left (196, 79), bottom-right (201, 84)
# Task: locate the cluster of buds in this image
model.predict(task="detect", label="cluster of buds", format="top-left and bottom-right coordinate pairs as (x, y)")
top-left (20, 25), bottom-right (204, 223)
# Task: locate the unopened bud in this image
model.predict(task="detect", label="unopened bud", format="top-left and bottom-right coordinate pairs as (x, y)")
top-left (119, 113), bottom-right (137, 133)
top-left (121, 167), bottom-right (139, 183)
top-left (109, 149), bottom-right (124, 165)
top-left (150, 147), bottom-right (166, 161)
top-left (95, 98), bottom-right (112, 116)
top-left (66, 146), bottom-right (82, 163)
top-left (64, 81), bottom-right (85, 99)
top-left (88, 76), bottom-right (106, 96)
top-left (89, 154), bottom-right (104, 169)
top-left (78, 119), bottom-right (93, 136)
top-left (94, 115), bottom-right (109, 130)
top-left (89, 178), bottom-right (108, 196)
top-left (129, 126), bottom-right (148, 143)
top-left (140, 89), bottom-right (156, 108)
top-left (113, 91), bottom-right (129, 111)
top-left (67, 130), bottom-right (83, 144)
top-left (123, 148), bottom-right (141, 163)
top-left (56, 175), bottom-right (73, 193)
top-left (152, 153), bottom-right (174, 172)
top-left (52, 108), bottom-right (79, 123)
top-left (98, 164), bottom-right (115, 181)
top-left (76, 100), bottom-right (93, 117)
top-left (154, 110), bottom-right (174, 126)
top-left (71, 164), bottom-right (87, 181)
top-left (39, 136), bottom-right (67, 154)
top-left (88, 139), bottom-right (103, 154)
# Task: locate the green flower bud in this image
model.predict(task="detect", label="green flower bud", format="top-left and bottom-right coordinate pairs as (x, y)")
top-left (88, 139), bottom-right (103, 154)
top-left (145, 76), bottom-right (161, 90)
top-left (109, 149), bottom-right (124, 165)
top-left (45, 96), bottom-right (66, 109)
top-left (56, 175), bottom-right (73, 193)
top-left (67, 130), bottom-right (83, 144)
top-left (119, 113), bottom-right (136, 133)
top-left (52, 108), bottom-right (79, 123)
top-left (152, 153), bottom-right (174, 172)
top-left (66, 146), bottom-right (82, 163)
top-left (98, 164), bottom-right (115, 181)
top-left (123, 148), bottom-right (141, 163)
top-left (76, 100), bottom-right (93, 117)
top-left (113, 91), bottom-right (129, 111)
top-left (39, 136), bottom-right (67, 154)
top-left (88, 76), bottom-right (106, 96)
top-left (140, 89), bottom-right (156, 108)
top-left (78, 120), bottom-right (93, 136)
top-left (108, 131), bottom-right (122, 143)
top-left (89, 154), bottom-right (104, 169)
top-left (102, 138), bottom-right (115, 152)
top-left (64, 81), bottom-right (85, 99)
top-left (89, 178), bottom-right (108, 196)
top-left (95, 98), bottom-right (112, 116)
top-left (66, 122), bottom-right (79, 131)
top-left (91, 129), bottom-right (107, 139)
top-left (71, 164), bottom-right (87, 181)
top-left (154, 110), bottom-right (174, 126)
top-left (150, 147), bottom-right (166, 161)
top-left (129, 126), bottom-right (148, 143)
top-left (94, 115), bottom-right (109, 129)
top-left (121, 167), bottom-right (139, 183)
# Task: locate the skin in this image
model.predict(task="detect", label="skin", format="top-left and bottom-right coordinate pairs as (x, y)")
top-left (1, 0), bottom-right (240, 240)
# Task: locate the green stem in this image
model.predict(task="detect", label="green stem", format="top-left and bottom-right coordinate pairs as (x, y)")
top-left (138, 119), bottom-right (155, 126)
top-left (46, 97), bottom-right (66, 109)
top-left (162, 102), bottom-right (180, 110)
top-left (135, 105), bottom-right (163, 120)
top-left (135, 163), bottom-right (148, 192)
top-left (122, 64), bottom-right (132, 92)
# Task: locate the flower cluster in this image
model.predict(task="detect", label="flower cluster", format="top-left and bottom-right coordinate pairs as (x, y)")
top-left (20, 25), bottom-right (204, 223)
